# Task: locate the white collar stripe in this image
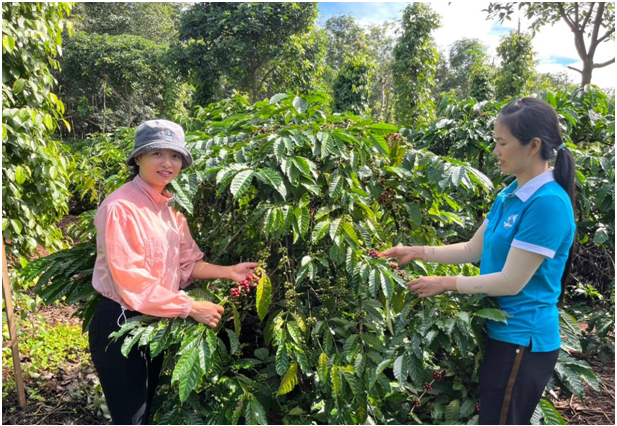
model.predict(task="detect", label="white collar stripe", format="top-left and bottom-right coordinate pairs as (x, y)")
top-left (513, 170), bottom-right (555, 202)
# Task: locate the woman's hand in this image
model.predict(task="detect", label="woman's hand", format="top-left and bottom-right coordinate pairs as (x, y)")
top-left (408, 276), bottom-right (457, 298)
top-left (189, 300), bottom-right (225, 328)
top-left (229, 262), bottom-right (259, 283)
top-left (381, 246), bottom-right (424, 267)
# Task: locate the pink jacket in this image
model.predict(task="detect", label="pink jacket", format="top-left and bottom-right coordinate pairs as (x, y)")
top-left (92, 175), bottom-right (203, 318)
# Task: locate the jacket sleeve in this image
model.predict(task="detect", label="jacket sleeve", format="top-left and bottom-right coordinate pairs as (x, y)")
top-left (101, 204), bottom-right (193, 318)
top-left (176, 211), bottom-right (204, 289)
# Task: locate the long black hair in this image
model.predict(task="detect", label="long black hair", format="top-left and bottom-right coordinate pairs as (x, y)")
top-left (497, 97), bottom-right (576, 303)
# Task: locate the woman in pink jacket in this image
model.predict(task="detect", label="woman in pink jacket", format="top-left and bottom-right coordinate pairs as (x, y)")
top-left (89, 120), bottom-right (257, 425)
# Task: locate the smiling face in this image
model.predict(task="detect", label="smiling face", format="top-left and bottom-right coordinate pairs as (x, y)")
top-left (134, 149), bottom-right (183, 193)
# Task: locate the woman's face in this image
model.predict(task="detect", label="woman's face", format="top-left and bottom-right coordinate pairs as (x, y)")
top-left (135, 149), bottom-right (183, 193)
top-left (492, 121), bottom-right (535, 176)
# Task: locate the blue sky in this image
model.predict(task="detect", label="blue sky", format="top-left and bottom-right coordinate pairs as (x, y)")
top-left (317, 1), bottom-right (615, 89)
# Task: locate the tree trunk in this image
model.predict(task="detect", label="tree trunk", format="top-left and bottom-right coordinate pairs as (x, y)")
top-left (581, 59), bottom-right (593, 87)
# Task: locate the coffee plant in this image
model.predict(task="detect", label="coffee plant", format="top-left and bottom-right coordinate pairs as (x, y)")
top-left (27, 92), bottom-right (603, 424)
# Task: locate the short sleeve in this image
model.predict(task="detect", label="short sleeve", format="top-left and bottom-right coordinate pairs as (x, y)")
top-left (511, 196), bottom-right (572, 259)
top-left (176, 211), bottom-right (204, 288)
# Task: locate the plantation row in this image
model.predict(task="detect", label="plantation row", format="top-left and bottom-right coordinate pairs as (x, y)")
top-left (25, 89), bottom-right (614, 424)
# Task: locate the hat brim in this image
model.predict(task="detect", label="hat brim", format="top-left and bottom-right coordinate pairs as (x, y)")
top-left (127, 141), bottom-right (193, 169)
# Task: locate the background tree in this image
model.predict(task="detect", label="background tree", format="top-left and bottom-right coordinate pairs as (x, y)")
top-left (56, 2), bottom-right (187, 138)
top-left (2, 2), bottom-right (73, 259)
top-left (332, 52), bottom-right (375, 115)
top-left (495, 31), bottom-right (536, 100)
top-left (58, 33), bottom-right (184, 138)
top-left (468, 63), bottom-right (495, 101)
top-left (434, 38), bottom-right (491, 102)
top-left (176, 2), bottom-right (320, 105)
top-left (71, 2), bottom-right (180, 44)
top-left (322, 14), bottom-right (365, 87)
top-left (487, 2), bottom-right (615, 87)
top-left (366, 22), bottom-right (396, 122)
top-left (392, 3), bottom-right (441, 128)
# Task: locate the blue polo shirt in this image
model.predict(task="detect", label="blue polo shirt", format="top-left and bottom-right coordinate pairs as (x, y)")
top-left (481, 170), bottom-right (575, 352)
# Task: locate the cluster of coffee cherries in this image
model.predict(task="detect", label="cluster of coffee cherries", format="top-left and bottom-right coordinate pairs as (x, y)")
top-left (230, 266), bottom-right (266, 299)
top-left (366, 249), bottom-right (384, 259)
top-left (423, 382), bottom-right (433, 392)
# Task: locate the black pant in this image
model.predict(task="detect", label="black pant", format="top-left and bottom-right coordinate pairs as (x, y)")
top-left (479, 337), bottom-right (559, 425)
top-left (89, 297), bottom-right (164, 425)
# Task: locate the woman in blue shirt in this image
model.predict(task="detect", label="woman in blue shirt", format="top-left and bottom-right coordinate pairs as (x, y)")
top-left (383, 98), bottom-right (576, 425)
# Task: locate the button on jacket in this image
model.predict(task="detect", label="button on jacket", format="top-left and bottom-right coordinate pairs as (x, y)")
top-left (92, 175), bottom-right (203, 318)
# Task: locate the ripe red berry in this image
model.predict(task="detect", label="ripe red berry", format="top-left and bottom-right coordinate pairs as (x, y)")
top-left (476, 403), bottom-right (480, 412)
top-left (423, 383), bottom-right (432, 392)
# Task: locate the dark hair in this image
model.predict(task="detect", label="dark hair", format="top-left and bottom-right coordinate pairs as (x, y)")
top-left (497, 97), bottom-right (576, 303)
top-left (129, 165), bottom-right (140, 181)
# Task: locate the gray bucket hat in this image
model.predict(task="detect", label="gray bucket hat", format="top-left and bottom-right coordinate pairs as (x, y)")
top-left (127, 120), bottom-right (193, 169)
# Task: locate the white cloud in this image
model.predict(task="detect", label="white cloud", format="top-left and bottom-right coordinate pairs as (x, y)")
top-left (318, 1), bottom-right (616, 88)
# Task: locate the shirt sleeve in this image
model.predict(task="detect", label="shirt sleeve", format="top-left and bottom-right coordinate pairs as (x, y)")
top-left (101, 204), bottom-right (193, 318)
top-left (511, 196), bottom-right (572, 259)
top-left (176, 211), bottom-right (204, 289)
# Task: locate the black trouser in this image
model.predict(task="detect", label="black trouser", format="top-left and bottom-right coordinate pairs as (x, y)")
top-left (479, 337), bottom-right (559, 425)
top-left (89, 297), bottom-right (164, 425)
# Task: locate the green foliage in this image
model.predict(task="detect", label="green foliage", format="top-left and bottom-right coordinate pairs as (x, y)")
top-left (71, 2), bottom-right (180, 44)
top-left (110, 93), bottom-right (499, 424)
top-left (486, 3), bottom-right (615, 87)
top-left (2, 319), bottom-right (89, 402)
top-left (469, 63), bottom-right (495, 101)
top-left (176, 2), bottom-right (322, 104)
top-left (26, 90), bottom-right (610, 423)
top-left (545, 86), bottom-right (615, 253)
top-left (495, 31), bottom-right (536, 100)
top-left (66, 128), bottom-right (134, 215)
top-left (58, 32), bottom-right (184, 138)
top-left (323, 14), bottom-right (365, 75)
top-left (333, 53), bottom-right (375, 115)
top-left (2, 2), bottom-right (73, 260)
top-left (392, 3), bottom-right (441, 128)
top-left (436, 38), bottom-right (491, 101)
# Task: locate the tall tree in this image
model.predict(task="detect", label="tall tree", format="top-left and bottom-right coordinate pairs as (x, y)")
top-left (495, 31), bottom-right (536, 100)
top-left (332, 52), bottom-right (375, 115)
top-left (323, 14), bottom-right (365, 80)
top-left (392, 3), bottom-right (441, 127)
top-left (366, 22), bottom-right (396, 122)
top-left (176, 2), bottom-right (321, 104)
top-left (2, 2), bottom-right (73, 259)
top-left (435, 38), bottom-right (491, 100)
top-left (486, 2), bottom-right (615, 87)
top-left (71, 2), bottom-right (180, 44)
top-left (58, 33), bottom-right (181, 138)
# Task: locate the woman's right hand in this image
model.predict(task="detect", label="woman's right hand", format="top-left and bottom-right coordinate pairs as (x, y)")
top-left (380, 246), bottom-right (424, 267)
top-left (189, 300), bottom-right (224, 328)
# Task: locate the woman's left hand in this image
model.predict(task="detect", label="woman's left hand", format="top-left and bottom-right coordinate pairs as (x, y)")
top-left (408, 276), bottom-right (457, 298)
top-left (229, 262), bottom-right (259, 283)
